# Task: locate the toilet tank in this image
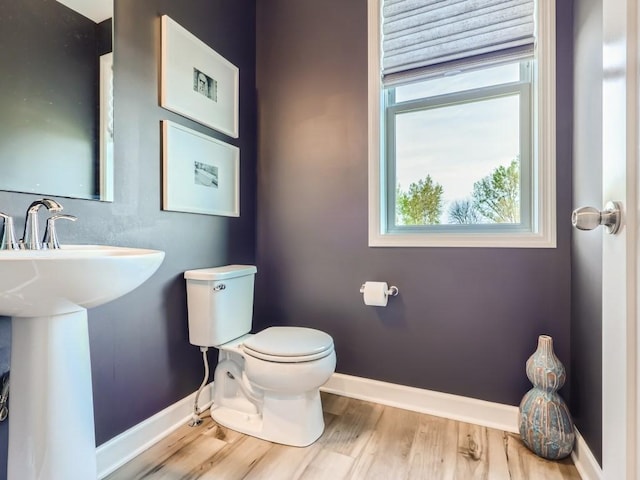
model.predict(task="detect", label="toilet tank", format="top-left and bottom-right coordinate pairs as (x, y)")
top-left (184, 265), bottom-right (257, 347)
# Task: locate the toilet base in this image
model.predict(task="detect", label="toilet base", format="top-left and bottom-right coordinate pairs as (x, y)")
top-left (211, 389), bottom-right (325, 447)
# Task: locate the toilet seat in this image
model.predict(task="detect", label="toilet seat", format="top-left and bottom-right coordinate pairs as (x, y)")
top-left (242, 326), bottom-right (334, 363)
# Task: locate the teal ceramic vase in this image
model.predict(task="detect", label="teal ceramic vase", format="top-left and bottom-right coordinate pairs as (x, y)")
top-left (518, 335), bottom-right (575, 459)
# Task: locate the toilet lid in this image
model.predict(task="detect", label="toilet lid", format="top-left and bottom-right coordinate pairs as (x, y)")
top-left (242, 327), bottom-right (334, 363)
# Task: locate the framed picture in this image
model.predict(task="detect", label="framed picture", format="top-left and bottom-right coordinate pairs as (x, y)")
top-left (160, 15), bottom-right (239, 138)
top-left (162, 120), bottom-right (240, 217)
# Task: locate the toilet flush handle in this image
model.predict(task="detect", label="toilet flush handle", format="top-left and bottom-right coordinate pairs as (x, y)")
top-left (213, 283), bottom-right (226, 292)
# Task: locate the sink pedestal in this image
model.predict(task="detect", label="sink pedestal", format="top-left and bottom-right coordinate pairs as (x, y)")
top-left (9, 310), bottom-right (97, 480)
top-left (0, 244), bottom-right (165, 478)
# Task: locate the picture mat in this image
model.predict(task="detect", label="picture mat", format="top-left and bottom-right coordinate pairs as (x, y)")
top-left (161, 15), bottom-right (239, 138)
top-left (162, 121), bottom-right (239, 216)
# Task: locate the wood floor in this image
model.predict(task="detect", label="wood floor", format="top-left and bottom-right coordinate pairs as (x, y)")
top-left (106, 392), bottom-right (581, 480)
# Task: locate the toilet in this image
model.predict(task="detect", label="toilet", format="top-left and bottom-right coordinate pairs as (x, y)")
top-left (184, 265), bottom-right (336, 447)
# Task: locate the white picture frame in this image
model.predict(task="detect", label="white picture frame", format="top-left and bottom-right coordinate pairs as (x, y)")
top-left (160, 15), bottom-right (239, 138)
top-left (162, 120), bottom-right (240, 217)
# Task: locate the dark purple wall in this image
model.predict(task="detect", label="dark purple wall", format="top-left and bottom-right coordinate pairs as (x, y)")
top-left (0, 0), bottom-right (256, 476)
top-left (571, 0), bottom-right (603, 465)
top-left (255, 0), bottom-right (573, 406)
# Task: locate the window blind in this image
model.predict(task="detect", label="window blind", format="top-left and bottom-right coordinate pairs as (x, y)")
top-left (382, 0), bottom-right (535, 84)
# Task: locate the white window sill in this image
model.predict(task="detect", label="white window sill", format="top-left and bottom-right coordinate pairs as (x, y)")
top-left (368, 231), bottom-right (557, 248)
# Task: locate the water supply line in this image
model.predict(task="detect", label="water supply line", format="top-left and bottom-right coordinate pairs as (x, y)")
top-left (189, 347), bottom-right (209, 427)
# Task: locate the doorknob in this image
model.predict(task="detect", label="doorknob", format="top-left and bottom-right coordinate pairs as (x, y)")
top-left (571, 201), bottom-right (622, 234)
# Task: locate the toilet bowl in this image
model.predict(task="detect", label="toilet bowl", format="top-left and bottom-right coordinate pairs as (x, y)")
top-left (213, 327), bottom-right (336, 446)
top-left (184, 265), bottom-right (337, 447)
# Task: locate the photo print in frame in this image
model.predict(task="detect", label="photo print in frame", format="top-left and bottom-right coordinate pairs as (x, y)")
top-left (162, 120), bottom-right (239, 217)
top-left (161, 15), bottom-right (239, 138)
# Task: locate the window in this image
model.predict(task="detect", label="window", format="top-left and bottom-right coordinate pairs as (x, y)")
top-left (368, 0), bottom-right (556, 248)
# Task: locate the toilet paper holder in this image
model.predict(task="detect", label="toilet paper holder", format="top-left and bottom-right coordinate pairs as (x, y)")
top-left (359, 283), bottom-right (399, 297)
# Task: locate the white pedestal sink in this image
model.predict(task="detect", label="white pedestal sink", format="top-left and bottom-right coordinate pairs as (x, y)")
top-left (0, 245), bottom-right (165, 480)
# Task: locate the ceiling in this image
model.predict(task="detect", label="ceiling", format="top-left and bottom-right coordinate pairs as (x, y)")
top-left (55, 0), bottom-right (112, 23)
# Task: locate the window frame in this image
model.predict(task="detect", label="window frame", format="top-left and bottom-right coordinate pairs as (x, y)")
top-left (367, 0), bottom-right (557, 248)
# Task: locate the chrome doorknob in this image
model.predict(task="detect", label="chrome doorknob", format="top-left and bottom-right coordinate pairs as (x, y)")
top-left (571, 201), bottom-right (621, 234)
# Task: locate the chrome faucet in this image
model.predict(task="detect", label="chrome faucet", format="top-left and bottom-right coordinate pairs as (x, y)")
top-left (21, 199), bottom-right (64, 250)
top-left (43, 214), bottom-right (77, 249)
top-left (0, 212), bottom-right (19, 250)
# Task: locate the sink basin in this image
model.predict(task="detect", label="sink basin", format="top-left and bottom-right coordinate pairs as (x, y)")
top-left (0, 244), bottom-right (165, 480)
top-left (0, 244), bottom-right (165, 317)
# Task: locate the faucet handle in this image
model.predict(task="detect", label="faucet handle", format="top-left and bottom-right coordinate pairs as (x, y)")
top-left (43, 214), bottom-right (77, 250)
top-left (0, 213), bottom-right (19, 250)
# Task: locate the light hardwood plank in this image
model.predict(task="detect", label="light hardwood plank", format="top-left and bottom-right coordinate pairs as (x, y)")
top-left (105, 417), bottom-right (226, 480)
top-left (455, 422), bottom-right (491, 478)
top-left (320, 397), bottom-right (384, 458)
top-left (320, 391), bottom-right (350, 416)
top-left (407, 414), bottom-right (459, 480)
top-left (241, 441), bottom-right (320, 480)
top-left (188, 434), bottom-right (274, 480)
top-left (453, 422), bottom-right (515, 480)
top-left (242, 413), bottom-right (339, 480)
top-left (485, 427), bottom-right (512, 480)
top-left (298, 450), bottom-right (354, 480)
top-left (346, 405), bottom-right (421, 480)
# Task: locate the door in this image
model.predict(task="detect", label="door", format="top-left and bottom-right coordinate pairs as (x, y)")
top-left (602, 0), bottom-right (638, 477)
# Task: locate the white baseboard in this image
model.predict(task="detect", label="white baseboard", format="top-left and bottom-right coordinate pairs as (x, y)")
top-left (321, 372), bottom-right (520, 433)
top-left (571, 428), bottom-right (602, 480)
top-left (95, 383), bottom-right (214, 479)
top-left (96, 373), bottom-right (602, 480)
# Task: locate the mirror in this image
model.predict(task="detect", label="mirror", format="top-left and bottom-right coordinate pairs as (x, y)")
top-left (0, 0), bottom-right (114, 201)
